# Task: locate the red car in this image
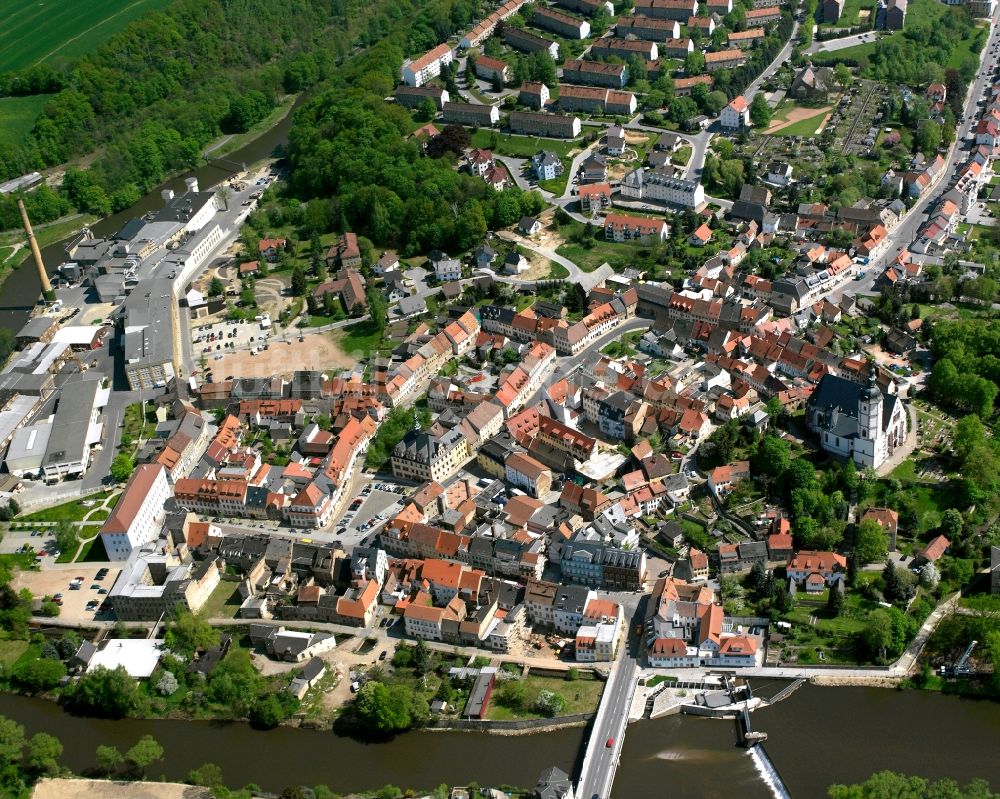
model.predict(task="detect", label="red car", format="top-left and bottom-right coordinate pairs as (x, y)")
top-left (606, 738), bottom-right (614, 748)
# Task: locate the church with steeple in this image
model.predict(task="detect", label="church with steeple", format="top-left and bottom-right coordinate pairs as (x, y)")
top-left (806, 362), bottom-right (907, 469)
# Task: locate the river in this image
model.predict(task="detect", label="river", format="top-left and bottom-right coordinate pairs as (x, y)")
top-left (0, 684), bottom-right (997, 796)
top-left (0, 96), bottom-right (304, 337)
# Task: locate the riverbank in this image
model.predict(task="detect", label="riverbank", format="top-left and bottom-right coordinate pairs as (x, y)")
top-left (203, 94), bottom-right (299, 161)
top-left (0, 213), bottom-right (98, 292)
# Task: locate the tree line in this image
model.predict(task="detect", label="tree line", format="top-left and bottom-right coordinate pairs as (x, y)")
top-left (286, 38), bottom-right (547, 256)
top-left (0, 0), bottom-right (465, 231)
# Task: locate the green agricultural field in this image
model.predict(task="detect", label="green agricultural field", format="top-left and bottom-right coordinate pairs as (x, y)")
top-left (0, 0), bottom-right (174, 72)
top-left (0, 95), bottom-right (51, 147)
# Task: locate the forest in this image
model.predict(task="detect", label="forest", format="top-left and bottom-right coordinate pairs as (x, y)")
top-left (286, 38), bottom-right (546, 255)
top-left (816, 1), bottom-right (983, 86)
top-left (928, 319), bottom-right (1000, 418)
top-left (0, 0), bottom-right (487, 231)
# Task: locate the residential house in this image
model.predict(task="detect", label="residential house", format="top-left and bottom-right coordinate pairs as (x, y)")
top-left (578, 183), bottom-right (613, 213)
top-left (861, 507), bottom-right (899, 551)
top-left (402, 43), bottom-right (453, 87)
top-left (633, 0), bottom-right (699, 20)
top-left (688, 223), bottom-right (713, 247)
top-left (787, 550), bottom-right (847, 591)
top-left (562, 60), bottom-right (628, 88)
top-left (442, 101), bottom-right (500, 127)
top-left (720, 95), bottom-right (750, 129)
top-left (532, 150), bottom-right (563, 180)
top-left (395, 84), bottom-right (449, 110)
top-left (520, 82), bottom-right (551, 109)
top-left (533, 5), bottom-right (591, 38)
top-left (505, 452), bottom-right (553, 497)
top-left (604, 214), bottom-right (669, 242)
top-left (519, 216), bottom-right (543, 236)
top-left (591, 38), bottom-right (658, 62)
top-left (705, 49), bottom-right (746, 72)
top-left (616, 17), bottom-right (681, 39)
top-left (474, 55), bottom-right (511, 83)
top-left (508, 111), bottom-right (581, 138)
top-left (504, 26), bottom-right (560, 58)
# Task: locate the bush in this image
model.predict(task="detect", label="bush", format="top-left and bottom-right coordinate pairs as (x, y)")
top-left (11, 658), bottom-right (66, 693)
top-left (534, 690), bottom-right (566, 718)
top-left (156, 671), bottom-right (179, 696)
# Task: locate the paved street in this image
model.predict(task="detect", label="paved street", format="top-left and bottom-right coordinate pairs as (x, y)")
top-left (823, 8), bottom-right (1000, 308)
top-left (743, 20), bottom-right (800, 104)
top-left (521, 316), bottom-right (652, 409)
top-left (576, 633), bottom-right (640, 799)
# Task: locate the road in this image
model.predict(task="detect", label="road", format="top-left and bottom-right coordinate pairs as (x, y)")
top-left (743, 20), bottom-right (801, 104)
top-left (576, 646), bottom-right (640, 799)
top-left (497, 230), bottom-right (600, 285)
top-left (623, 117), bottom-right (714, 181)
top-left (828, 4), bottom-right (1000, 305)
top-left (520, 316), bottom-right (652, 409)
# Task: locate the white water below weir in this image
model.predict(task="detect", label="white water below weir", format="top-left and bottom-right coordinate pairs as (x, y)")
top-left (748, 745), bottom-right (792, 799)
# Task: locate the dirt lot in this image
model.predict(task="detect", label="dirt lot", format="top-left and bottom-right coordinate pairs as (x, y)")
top-left (33, 779), bottom-right (211, 799)
top-left (211, 330), bottom-right (354, 378)
top-left (520, 252), bottom-right (558, 280)
top-left (766, 104), bottom-right (833, 134)
top-left (14, 565), bottom-right (120, 624)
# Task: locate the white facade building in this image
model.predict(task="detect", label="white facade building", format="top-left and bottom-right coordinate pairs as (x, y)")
top-left (402, 44), bottom-right (454, 87)
top-left (806, 366), bottom-right (907, 469)
top-left (100, 465), bottom-right (172, 561)
top-left (620, 168), bottom-right (705, 208)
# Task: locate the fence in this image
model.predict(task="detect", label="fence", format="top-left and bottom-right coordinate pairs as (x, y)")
top-left (429, 711), bottom-right (595, 733)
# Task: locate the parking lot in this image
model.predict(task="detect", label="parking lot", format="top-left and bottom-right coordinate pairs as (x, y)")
top-left (333, 482), bottom-right (409, 549)
top-left (13, 565), bottom-right (120, 624)
top-left (0, 528), bottom-right (60, 562)
top-left (194, 317), bottom-right (276, 365)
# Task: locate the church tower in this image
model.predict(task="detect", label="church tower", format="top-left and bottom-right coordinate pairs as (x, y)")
top-left (858, 362), bottom-right (882, 443)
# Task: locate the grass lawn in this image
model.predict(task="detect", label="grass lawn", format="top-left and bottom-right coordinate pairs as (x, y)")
top-left (554, 219), bottom-right (667, 273)
top-left (0, 214), bottom-right (99, 258)
top-left (306, 311), bottom-right (346, 328)
top-left (76, 535), bottom-right (108, 563)
top-left (0, 0), bottom-right (174, 71)
top-left (0, 95), bottom-right (51, 147)
top-left (0, 640), bottom-right (29, 667)
top-left (538, 161), bottom-right (571, 195)
top-left (515, 294), bottom-right (536, 311)
top-left (672, 146), bottom-right (692, 166)
top-left (486, 674), bottom-right (604, 720)
top-left (21, 491), bottom-right (116, 523)
top-left (815, 0), bottom-right (983, 71)
top-left (333, 319), bottom-right (385, 357)
top-left (547, 262), bottom-right (570, 279)
top-left (819, 0), bottom-right (867, 26)
top-left (555, 240), bottom-right (623, 272)
top-left (200, 581), bottom-right (243, 620)
top-left (772, 107), bottom-right (831, 137)
top-left (122, 402), bottom-right (157, 446)
top-left (469, 129), bottom-right (583, 159)
top-left (87, 507), bottom-right (111, 522)
top-left (814, 40), bottom-right (878, 64)
top-left (871, 457), bottom-right (962, 534)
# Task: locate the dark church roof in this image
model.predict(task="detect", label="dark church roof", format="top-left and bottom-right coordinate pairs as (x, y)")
top-left (808, 373), bottom-right (899, 438)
